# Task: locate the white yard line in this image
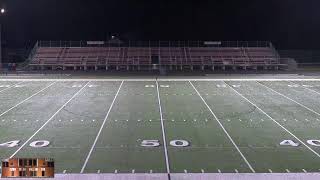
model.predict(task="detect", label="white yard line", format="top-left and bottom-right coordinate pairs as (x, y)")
top-left (80, 81), bottom-right (124, 173)
top-left (290, 81), bottom-right (320, 96)
top-left (0, 81), bottom-right (24, 93)
top-left (9, 81), bottom-right (90, 158)
top-left (155, 80), bottom-right (171, 175)
top-left (257, 82), bottom-right (320, 117)
top-left (189, 81), bottom-right (255, 173)
top-left (0, 81), bottom-right (57, 118)
top-left (225, 82), bottom-right (320, 158)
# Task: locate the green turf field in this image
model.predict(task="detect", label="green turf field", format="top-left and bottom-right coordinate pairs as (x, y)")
top-left (1, 79), bottom-right (320, 174)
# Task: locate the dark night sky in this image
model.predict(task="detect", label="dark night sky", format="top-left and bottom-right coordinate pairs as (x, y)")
top-left (1, 0), bottom-right (320, 49)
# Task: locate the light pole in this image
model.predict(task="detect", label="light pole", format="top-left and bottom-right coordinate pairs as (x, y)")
top-left (0, 8), bottom-right (5, 71)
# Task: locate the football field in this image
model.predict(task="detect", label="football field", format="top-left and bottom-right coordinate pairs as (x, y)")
top-left (1, 78), bottom-right (320, 175)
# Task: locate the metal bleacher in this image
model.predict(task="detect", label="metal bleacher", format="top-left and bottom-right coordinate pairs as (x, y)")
top-left (28, 41), bottom-right (288, 71)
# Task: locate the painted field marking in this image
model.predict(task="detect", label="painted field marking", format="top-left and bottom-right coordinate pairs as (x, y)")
top-left (0, 81), bottom-right (57, 118)
top-left (9, 81), bottom-right (90, 159)
top-left (189, 81), bottom-right (255, 173)
top-left (184, 169), bottom-right (187, 173)
top-left (0, 82), bottom-right (24, 93)
top-left (80, 81), bottom-right (123, 173)
top-left (268, 169), bottom-right (273, 173)
top-left (225, 81), bottom-right (320, 159)
top-left (160, 85), bottom-right (170, 88)
top-left (155, 80), bottom-right (171, 175)
top-left (286, 169), bottom-right (290, 173)
top-left (235, 169), bottom-right (239, 173)
top-left (258, 82), bottom-right (320, 117)
top-left (302, 169), bottom-right (307, 173)
top-left (218, 169), bottom-right (221, 173)
top-left (290, 81), bottom-right (320, 96)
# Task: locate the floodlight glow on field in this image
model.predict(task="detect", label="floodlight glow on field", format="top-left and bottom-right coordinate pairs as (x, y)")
top-left (0, 8), bottom-right (5, 14)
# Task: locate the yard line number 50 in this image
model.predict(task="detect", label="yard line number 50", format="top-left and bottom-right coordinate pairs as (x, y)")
top-left (141, 139), bottom-right (190, 147)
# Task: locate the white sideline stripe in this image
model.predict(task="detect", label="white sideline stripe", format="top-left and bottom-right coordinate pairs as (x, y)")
top-left (155, 80), bottom-right (171, 174)
top-left (225, 82), bottom-right (320, 159)
top-left (2, 78), bottom-right (320, 82)
top-left (0, 81), bottom-right (57, 118)
top-left (80, 81), bottom-right (123, 173)
top-left (0, 81), bottom-right (24, 93)
top-left (189, 81), bottom-right (255, 173)
top-left (9, 81), bottom-right (90, 158)
top-left (258, 82), bottom-right (320, 117)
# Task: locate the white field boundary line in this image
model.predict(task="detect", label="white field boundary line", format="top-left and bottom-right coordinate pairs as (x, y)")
top-left (0, 81), bottom-right (57, 118)
top-left (189, 81), bottom-right (255, 173)
top-left (80, 81), bottom-right (124, 173)
top-left (9, 81), bottom-right (90, 158)
top-left (224, 81), bottom-right (320, 158)
top-left (289, 81), bottom-right (320, 96)
top-left (155, 80), bottom-right (171, 176)
top-left (0, 81), bottom-right (24, 93)
top-left (1, 78), bottom-right (320, 82)
top-left (257, 82), bottom-right (320, 117)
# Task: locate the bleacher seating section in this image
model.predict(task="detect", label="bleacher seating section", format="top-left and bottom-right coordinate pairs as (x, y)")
top-left (29, 43), bottom-right (284, 71)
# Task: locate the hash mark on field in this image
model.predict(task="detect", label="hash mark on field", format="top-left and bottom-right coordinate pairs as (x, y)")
top-left (302, 169), bottom-right (307, 173)
top-left (268, 169), bottom-right (273, 173)
top-left (285, 169), bottom-right (290, 173)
